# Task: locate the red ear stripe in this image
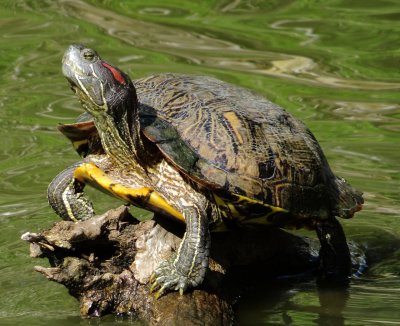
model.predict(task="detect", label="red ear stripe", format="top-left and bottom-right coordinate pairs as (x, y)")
top-left (101, 62), bottom-right (126, 85)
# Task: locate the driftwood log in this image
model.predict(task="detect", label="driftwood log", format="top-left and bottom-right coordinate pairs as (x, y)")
top-left (22, 206), bottom-right (319, 325)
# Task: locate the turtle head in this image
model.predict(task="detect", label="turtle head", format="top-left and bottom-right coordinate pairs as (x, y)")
top-left (62, 44), bottom-right (137, 119)
top-left (62, 44), bottom-right (145, 163)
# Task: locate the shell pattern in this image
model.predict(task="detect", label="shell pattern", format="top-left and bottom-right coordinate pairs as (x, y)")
top-left (135, 74), bottom-right (363, 220)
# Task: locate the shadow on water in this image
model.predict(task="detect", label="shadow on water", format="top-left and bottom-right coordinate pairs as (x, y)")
top-left (0, 0), bottom-right (399, 325)
top-left (237, 280), bottom-right (351, 326)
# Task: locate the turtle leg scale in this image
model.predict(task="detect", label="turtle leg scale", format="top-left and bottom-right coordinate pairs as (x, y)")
top-left (47, 162), bottom-right (95, 222)
top-left (150, 206), bottom-right (210, 298)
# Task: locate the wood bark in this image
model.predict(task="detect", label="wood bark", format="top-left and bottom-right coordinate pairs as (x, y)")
top-left (22, 206), bottom-right (317, 325)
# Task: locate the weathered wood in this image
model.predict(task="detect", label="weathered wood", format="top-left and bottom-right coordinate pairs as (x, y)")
top-left (22, 206), bottom-right (317, 325)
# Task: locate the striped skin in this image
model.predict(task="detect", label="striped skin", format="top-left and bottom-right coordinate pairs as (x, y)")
top-left (47, 162), bottom-right (95, 222)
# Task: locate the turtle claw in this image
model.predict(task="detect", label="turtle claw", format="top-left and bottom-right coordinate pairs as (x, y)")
top-left (154, 285), bottom-right (168, 300)
top-left (149, 278), bottom-right (158, 294)
top-left (149, 259), bottom-right (194, 299)
top-left (149, 276), bottom-right (166, 296)
top-left (149, 272), bottom-right (156, 285)
top-left (149, 274), bottom-right (176, 299)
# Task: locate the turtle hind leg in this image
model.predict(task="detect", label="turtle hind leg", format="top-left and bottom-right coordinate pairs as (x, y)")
top-left (314, 217), bottom-right (351, 285)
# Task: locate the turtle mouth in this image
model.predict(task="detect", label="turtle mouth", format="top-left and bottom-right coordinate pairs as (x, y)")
top-left (67, 80), bottom-right (79, 94)
top-left (65, 75), bottom-right (85, 97)
top-left (66, 78), bottom-right (91, 112)
top-left (67, 79), bottom-right (84, 101)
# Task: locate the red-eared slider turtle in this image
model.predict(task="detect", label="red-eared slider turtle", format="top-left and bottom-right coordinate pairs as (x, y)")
top-left (48, 44), bottom-right (363, 297)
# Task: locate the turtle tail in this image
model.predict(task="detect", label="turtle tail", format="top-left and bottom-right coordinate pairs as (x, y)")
top-left (331, 176), bottom-right (364, 219)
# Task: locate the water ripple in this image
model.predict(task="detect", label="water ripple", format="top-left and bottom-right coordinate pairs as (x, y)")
top-left (57, 0), bottom-right (400, 90)
top-left (0, 1), bottom-right (399, 324)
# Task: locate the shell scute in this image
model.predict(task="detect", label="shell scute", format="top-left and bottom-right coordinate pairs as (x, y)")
top-left (135, 74), bottom-right (363, 219)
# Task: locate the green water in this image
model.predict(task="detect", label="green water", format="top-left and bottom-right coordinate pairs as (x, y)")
top-left (0, 0), bottom-right (399, 325)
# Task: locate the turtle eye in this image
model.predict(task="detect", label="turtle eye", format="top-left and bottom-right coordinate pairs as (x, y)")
top-left (83, 50), bottom-right (95, 61)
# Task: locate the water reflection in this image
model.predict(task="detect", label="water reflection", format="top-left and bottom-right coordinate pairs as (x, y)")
top-left (271, 19), bottom-right (320, 47)
top-left (237, 280), bottom-right (351, 325)
top-left (289, 286), bottom-right (349, 326)
top-left (58, 0), bottom-right (400, 90)
top-left (239, 277), bottom-right (400, 325)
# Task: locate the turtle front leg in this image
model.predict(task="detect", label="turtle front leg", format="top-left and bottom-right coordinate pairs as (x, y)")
top-left (47, 162), bottom-right (95, 222)
top-left (150, 205), bottom-right (210, 298)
